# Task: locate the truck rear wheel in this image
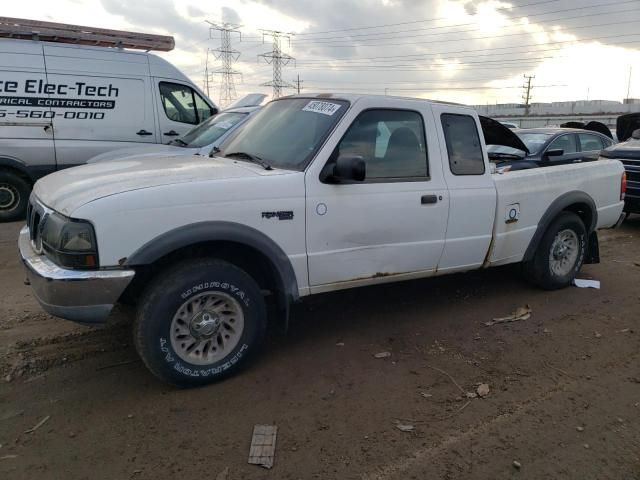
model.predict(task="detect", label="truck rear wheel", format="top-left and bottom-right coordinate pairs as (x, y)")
top-left (522, 212), bottom-right (586, 290)
top-left (134, 258), bottom-right (267, 387)
top-left (0, 171), bottom-right (30, 222)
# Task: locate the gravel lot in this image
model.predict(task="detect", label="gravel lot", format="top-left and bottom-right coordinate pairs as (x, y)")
top-left (1, 219), bottom-right (639, 479)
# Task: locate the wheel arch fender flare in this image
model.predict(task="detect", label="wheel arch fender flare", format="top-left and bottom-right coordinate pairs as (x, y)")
top-left (0, 157), bottom-right (34, 182)
top-left (125, 221), bottom-right (300, 305)
top-left (523, 191), bottom-right (597, 262)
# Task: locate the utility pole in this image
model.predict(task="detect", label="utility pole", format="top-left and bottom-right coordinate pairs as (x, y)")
top-left (259, 30), bottom-right (295, 99)
top-left (203, 48), bottom-right (211, 97)
top-left (522, 74), bottom-right (535, 115)
top-left (207, 21), bottom-right (242, 108)
top-left (626, 66), bottom-right (633, 102)
top-left (293, 74), bottom-right (303, 94)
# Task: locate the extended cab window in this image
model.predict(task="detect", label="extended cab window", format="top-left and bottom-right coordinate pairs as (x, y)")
top-left (336, 109), bottom-right (428, 180)
top-left (441, 114), bottom-right (485, 175)
top-left (159, 82), bottom-right (214, 125)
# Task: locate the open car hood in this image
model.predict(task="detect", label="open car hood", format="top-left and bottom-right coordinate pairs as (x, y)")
top-left (617, 113), bottom-right (640, 142)
top-left (479, 116), bottom-right (529, 154)
top-left (560, 120), bottom-right (613, 139)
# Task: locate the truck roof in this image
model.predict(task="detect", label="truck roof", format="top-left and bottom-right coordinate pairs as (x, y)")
top-left (282, 92), bottom-right (465, 108)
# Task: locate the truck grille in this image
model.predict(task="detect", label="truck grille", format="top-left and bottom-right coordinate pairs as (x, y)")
top-left (26, 197), bottom-right (49, 253)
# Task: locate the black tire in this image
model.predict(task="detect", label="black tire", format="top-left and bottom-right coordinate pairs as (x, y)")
top-left (522, 212), bottom-right (586, 290)
top-left (0, 171), bottom-right (30, 222)
top-left (134, 258), bottom-right (267, 387)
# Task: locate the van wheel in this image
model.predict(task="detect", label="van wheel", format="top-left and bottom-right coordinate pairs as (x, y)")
top-left (134, 258), bottom-right (267, 387)
top-left (0, 171), bottom-right (30, 222)
top-left (522, 212), bottom-right (586, 290)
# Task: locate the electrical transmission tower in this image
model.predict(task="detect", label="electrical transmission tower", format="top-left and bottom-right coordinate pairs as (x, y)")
top-left (207, 21), bottom-right (242, 108)
top-left (522, 74), bottom-right (535, 115)
top-left (259, 30), bottom-right (295, 99)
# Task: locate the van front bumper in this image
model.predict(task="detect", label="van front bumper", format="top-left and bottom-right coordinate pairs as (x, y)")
top-left (19, 226), bottom-right (135, 325)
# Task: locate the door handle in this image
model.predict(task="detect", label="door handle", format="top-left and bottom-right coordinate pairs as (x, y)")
top-left (163, 130), bottom-right (180, 136)
top-left (136, 129), bottom-right (153, 136)
top-left (421, 194), bottom-right (438, 204)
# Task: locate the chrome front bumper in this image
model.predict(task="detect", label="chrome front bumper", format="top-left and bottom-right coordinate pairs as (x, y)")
top-left (19, 226), bottom-right (135, 325)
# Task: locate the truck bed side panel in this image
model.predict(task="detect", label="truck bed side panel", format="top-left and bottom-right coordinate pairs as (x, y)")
top-left (489, 160), bottom-right (624, 266)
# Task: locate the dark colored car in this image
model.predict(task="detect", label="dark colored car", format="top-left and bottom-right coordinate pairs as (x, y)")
top-left (488, 128), bottom-right (615, 171)
top-left (600, 113), bottom-right (640, 214)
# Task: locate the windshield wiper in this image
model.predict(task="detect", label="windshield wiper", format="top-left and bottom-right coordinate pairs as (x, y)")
top-left (224, 151), bottom-right (273, 170)
top-left (170, 138), bottom-right (188, 147)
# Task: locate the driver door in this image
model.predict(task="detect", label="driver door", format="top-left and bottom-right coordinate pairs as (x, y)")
top-left (155, 80), bottom-right (214, 141)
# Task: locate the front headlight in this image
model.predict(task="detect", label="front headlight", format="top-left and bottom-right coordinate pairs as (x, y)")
top-left (41, 213), bottom-right (98, 269)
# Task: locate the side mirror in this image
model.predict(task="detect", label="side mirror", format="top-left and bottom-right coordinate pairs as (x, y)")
top-left (322, 155), bottom-right (366, 183)
top-left (632, 129), bottom-right (640, 140)
top-left (545, 148), bottom-right (564, 158)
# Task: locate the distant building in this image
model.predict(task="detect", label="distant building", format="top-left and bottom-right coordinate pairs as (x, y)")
top-left (471, 99), bottom-right (640, 130)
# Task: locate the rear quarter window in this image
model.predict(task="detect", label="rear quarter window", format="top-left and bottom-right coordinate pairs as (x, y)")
top-left (441, 113), bottom-right (485, 175)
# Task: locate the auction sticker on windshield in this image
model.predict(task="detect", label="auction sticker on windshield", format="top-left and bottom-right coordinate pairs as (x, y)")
top-left (302, 100), bottom-right (342, 116)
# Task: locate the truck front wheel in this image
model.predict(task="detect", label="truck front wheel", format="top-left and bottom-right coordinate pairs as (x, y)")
top-left (523, 212), bottom-right (586, 290)
top-left (134, 258), bottom-right (267, 387)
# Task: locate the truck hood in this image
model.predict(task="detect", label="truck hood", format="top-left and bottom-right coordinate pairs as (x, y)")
top-left (617, 113), bottom-right (640, 142)
top-left (34, 155), bottom-right (273, 216)
top-left (601, 138), bottom-right (640, 160)
top-left (87, 144), bottom-right (195, 163)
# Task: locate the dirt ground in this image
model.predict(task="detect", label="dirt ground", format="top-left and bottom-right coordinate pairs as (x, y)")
top-left (1, 219), bottom-right (639, 480)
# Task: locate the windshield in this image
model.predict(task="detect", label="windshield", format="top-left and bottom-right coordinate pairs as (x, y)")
top-left (219, 98), bottom-right (349, 170)
top-left (176, 112), bottom-right (248, 148)
top-left (487, 132), bottom-right (552, 156)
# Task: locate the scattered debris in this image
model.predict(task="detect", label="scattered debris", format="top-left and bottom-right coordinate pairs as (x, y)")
top-left (248, 425), bottom-right (277, 469)
top-left (1, 455), bottom-right (18, 460)
top-left (95, 359), bottom-right (139, 371)
top-left (374, 351), bottom-right (391, 359)
top-left (594, 332), bottom-right (602, 338)
top-left (513, 460), bottom-right (522, 470)
top-left (68, 431), bottom-right (76, 438)
top-left (215, 466), bottom-right (230, 480)
top-left (544, 362), bottom-right (576, 379)
top-left (477, 383), bottom-right (490, 398)
top-left (485, 305), bottom-right (531, 326)
top-left (420, 392), bottom-right (433, 399)
top-left (24, 415), bottom-right (50, 434)
top-left (583, 443), bottom-right (590, 449)
top-left (576, 426), bottom-right (584, 432)
top-left (4, 374), bottom-right (12, 383)
top-left (543, 328), bottom-right (551, 334)
top-left (572, 278), bottom-right (600, 289)
top-left (466, 392), bottom-right (478, 399)
top-left (616, 418), bottom-right (624, 424)
top-left (127, 414), bottom-right (134, 419)
top-left (618, 328), bottom-right (630, 333)
top-left (335, 342), bottom-right (345, 347)
top-left (395, 423), bottom-right (415, 432)
top-left (424, 364), bottom-right (466, 395)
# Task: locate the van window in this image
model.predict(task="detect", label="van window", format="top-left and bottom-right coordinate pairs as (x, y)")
top-left (441, 113), bottom-right (485, 175)
top-left (336, 109), bottom-right (428, 180)
top-left (159, 82), bottom-right (213, 125)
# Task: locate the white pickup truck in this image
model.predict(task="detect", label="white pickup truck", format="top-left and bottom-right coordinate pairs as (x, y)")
top-left (19, 94), bottom-right (626, 387)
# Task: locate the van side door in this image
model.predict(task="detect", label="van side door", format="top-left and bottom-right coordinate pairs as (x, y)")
top-left (304, 98), bottom-right (449, 292)
top-left (430, 105), bottom-right (498, 273)
top-left (153, 80), bottom-right (215, 141)
top-left (43, 45), bottom-right (157, 168)
top-left (0, 41), bottom-right (55, 179)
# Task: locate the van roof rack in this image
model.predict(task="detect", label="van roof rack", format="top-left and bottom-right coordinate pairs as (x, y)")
top-left (0, 17), bottom-right (174, 52)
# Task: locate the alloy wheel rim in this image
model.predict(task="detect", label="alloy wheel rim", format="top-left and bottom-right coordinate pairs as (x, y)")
top-left (549, 229), bottom-right (579, 277)
top-left (170, 291), bottom-right (244, 365)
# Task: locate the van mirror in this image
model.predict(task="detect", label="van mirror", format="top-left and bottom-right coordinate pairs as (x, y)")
top-left (632, 129), bottom-right (640, 140)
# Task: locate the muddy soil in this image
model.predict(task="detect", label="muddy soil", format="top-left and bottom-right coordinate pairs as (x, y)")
top-left (1, 219), bottom-right (639, 479)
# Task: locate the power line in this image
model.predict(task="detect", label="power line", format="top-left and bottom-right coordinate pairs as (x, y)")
top-left (258, 30), bottom-right (295, 99)
top-left (291, 17), bottom-right (640, 48)
top-left (294, 0), bottom-right (561, 35)
top-left (207, 21), bottom-right (242, 107)
top-left (293, 1), bottom-right (638, 44)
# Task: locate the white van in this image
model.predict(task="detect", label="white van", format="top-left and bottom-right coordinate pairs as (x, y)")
top-left (0, 18), bottom-right (218, 221)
